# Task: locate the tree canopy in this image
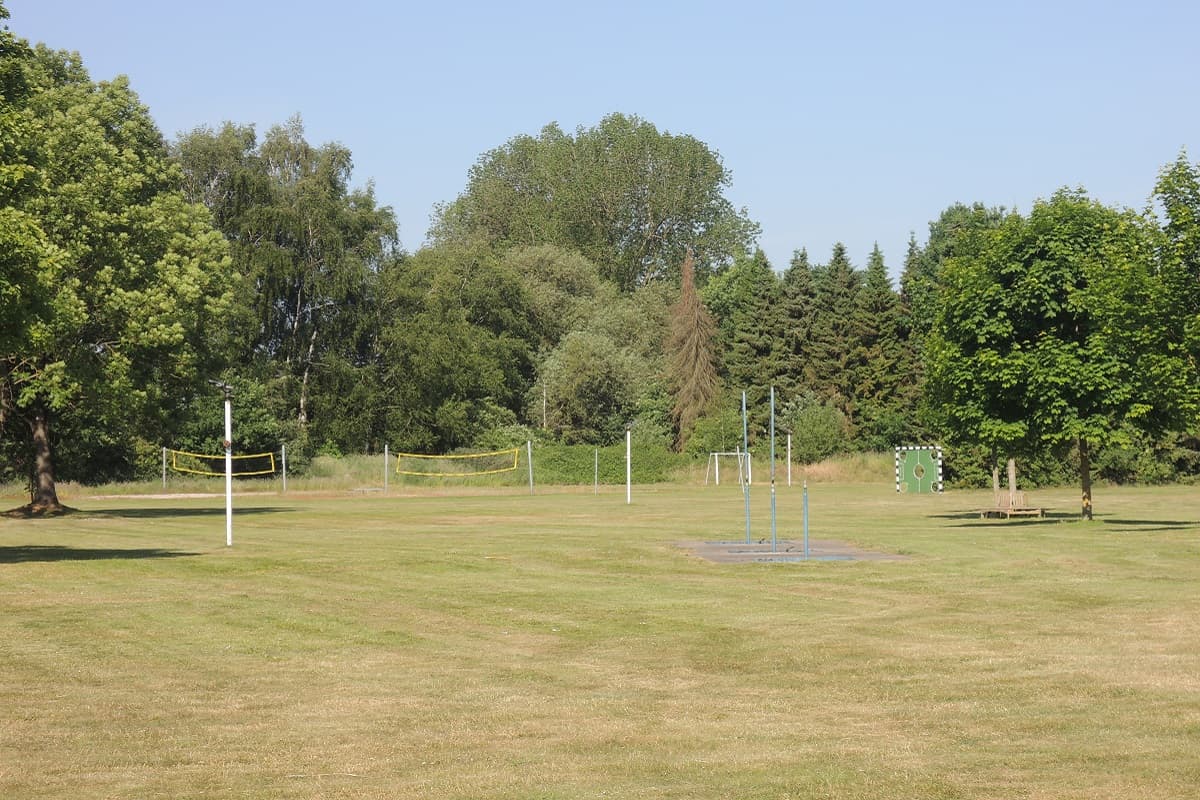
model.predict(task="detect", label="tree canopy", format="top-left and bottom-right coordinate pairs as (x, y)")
top-left (924, 190), bottom-right (1200, 516)
top-left (1, 36), bottom-right (235, 510)
top-left (432, 113), bottom-right (760, 291)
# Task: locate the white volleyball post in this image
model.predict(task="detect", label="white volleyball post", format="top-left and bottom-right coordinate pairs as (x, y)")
top-left (741, 391), bottom-right (751, 544)
top-left (207, 381), bottom-right (234, 547)
top-left (527, 440), bottom-right (534, 495)
top-left (281, 443), bottom-right (287, 493)
top-left (161, 446), bottom-right (167, 490)
top-left (383, 444), bottom-right (389, 494)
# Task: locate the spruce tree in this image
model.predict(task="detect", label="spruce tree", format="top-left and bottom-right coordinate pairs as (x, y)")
top-left (807, 244), bottom-right (863, 425)
top-left (781, 248), bottom-right (818, 396)
top-left (850, 244), bottom-right (912, 448)
top-left (666, 252), bottom-right (721, 449)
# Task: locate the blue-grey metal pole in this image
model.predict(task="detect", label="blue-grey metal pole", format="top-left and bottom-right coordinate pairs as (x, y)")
top-left (803, 481), bottom-right (810, 560)
top-left (742, 391), bottom-right (751, 545)
top-left (770, 386), bottom-right (777, 553)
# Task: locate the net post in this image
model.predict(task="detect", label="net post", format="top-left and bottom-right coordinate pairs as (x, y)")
top-left (770, 386), bottom-right (777, 553)
top-left (162, 446), bottom-right (166, 490)
top-left (594, 448), bottom-right (599, 495)
top-left (527, 441), bottom-right (534, 495)
top-left (803, 481), bottom-right (810, 560)
top-left (281, 444), bottom-right (287, 493)
top-left (222, 387), bottom-right (232, 547)
top-left (383, 444), bottom-right (389, 494)
top-left (742, 391), bottom-right (751, 545)
top-left (787, 433), bottom-right (792, 487)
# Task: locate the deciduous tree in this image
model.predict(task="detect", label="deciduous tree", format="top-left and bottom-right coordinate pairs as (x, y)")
top-left (925, 190), bottom-right (1196, 518)
top-left (1, 40), bottom-right (234, 512)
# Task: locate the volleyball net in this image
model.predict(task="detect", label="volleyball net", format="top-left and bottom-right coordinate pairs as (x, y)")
top-left (394, 447), bottom-right (521, 478)
top-left (167, 448), bottom-right (278, 477)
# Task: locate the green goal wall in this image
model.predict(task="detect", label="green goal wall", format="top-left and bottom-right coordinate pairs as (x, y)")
top-left (895, 446), bottom-right (943, 493)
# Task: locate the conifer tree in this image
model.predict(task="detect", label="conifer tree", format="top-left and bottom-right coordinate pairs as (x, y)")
top-left (807, 244), bottom-right (863, 424)
top-left (781, 248), bottom-right (818, 395)
top-left (850, 244), bottom-right (912, 448)
top-left (666, 252), bottom-right (720, 449)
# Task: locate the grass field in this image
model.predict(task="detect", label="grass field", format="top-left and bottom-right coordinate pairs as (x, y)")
top-left (2, 478), bottom-right (1198, 799)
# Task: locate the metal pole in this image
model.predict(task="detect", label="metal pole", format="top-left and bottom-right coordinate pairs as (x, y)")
top-left (770, 387), bottom-right (777, 552)
top-left (803, 481), bottom-right (810, 560)
top-left (787, 434), bottom-right (792, 487)
top-left (594, 448), bottom-right (599, 495)
top-left (162, 446), bottom-right (166, 490)
top-left (527, 441), bottom-right (534, 496)
top-left (625, 425), bottom-right (632, 505)
top-left (281, 444), bottom-right (287, 493)
top-left (742, 391), bottom-right (751, 545)
top-left (223, 389), bottom-right (232, 548)
top-left (383, 444), bottom-right (388, 494)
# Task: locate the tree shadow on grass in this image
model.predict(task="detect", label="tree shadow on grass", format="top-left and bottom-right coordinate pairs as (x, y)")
top-left (5, 505), bottom-right (293, 520)
top-left (0, 545), bottom-right (202, 564)
top-left (932, 509), bottom-right (1076, 525)
top-left (80, 506), bottom-right (294, 520)
top-left (1100, 518), bottom-right (1196, 532)
top-left (935, 510), bottom-right (1196, 531)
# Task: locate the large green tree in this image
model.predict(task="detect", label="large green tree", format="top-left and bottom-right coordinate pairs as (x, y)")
top-left (702, 249), bottom-right (788, 435)
top-left (0, 39), bottom-right (234, 511)
top-left (925, 190), bottom-right (1197, 518)
top-left (432, 113), bottom-right (760, 290)
top-left (173, 118), bottom-right (398, 454)
top-left (0, 3), bottom-right (51, 365)
top-left (666, 252), bottom-right (721, 449)
top-left (374, 242), bottom-right (538, 452)
top-left (850, 244), bottom-right (914, 448)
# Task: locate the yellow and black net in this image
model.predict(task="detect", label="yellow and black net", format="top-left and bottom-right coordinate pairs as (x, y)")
top-left (394, 447), bottom-right (520, 477)
top-left (168, 449), bottom-right (277, 477)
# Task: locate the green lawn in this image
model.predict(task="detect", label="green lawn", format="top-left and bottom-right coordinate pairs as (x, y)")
top-left (2, 481), bottom-right (1198, 798)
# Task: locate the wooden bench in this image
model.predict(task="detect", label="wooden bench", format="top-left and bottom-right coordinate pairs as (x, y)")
top-left (979, 506), bottom-right (1045, 519)
top-left (979, 490), bottom-right (1044, 519)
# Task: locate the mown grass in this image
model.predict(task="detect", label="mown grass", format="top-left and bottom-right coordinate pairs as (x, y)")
top-left (2, 478), bottom-right (1198, 799)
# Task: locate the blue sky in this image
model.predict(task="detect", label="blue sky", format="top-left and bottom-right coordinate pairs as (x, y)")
top-left (7, 0), bottom-right (1199, 279)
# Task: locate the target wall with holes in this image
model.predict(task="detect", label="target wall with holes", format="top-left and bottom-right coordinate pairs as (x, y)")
top-left (895, 446), bottom-right (943, 493)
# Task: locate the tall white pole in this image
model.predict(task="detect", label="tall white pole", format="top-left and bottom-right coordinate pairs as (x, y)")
top-left (383, 444), bottom-right (389, 494)
top-left (223, 390), bottom-right (232, 547)
top-left (527, 440), bottom-right (534, 495)
top-left (625, 425), bottom-right (632, 505)
top-left (787, 433), bottom-right (792, 487)
top-left (162, 446), bottom-right (167, 490)
top-left (594, 448), bottom-right (599, 495)
top-left (742, 391), bottom-right (751, 544)
top-left (281, 443), bottom-right (287, 493)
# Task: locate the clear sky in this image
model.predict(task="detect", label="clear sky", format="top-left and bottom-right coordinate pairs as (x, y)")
top-left (7, 0), bottom-right (1199, 279)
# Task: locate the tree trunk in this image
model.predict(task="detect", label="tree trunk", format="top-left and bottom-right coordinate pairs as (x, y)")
top-left (1079, 436), bottom-right (1093, 521)
top-left (30, 407), bottom-right (63, 512)
top-left (297, 326), bottom-right (318, 427)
